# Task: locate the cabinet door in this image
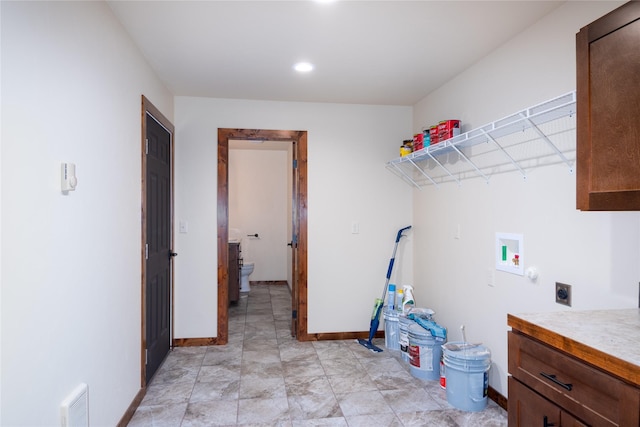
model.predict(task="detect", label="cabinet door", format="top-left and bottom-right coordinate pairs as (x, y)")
top-left (561, 412), bottom-right (588, 427)
top-left (508, 377), bottom-right (561, 427)
top-left (576, 2), bottom-right (640, 210)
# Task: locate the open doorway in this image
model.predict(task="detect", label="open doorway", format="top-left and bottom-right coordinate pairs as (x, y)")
top-left (217, 129), bottom-right (308, 343)
top-left (228, 140), bottom-right (290, 294)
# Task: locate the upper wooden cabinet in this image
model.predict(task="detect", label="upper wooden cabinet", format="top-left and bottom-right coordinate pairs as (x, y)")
top-left (576, 2), bottom-right (640, 211)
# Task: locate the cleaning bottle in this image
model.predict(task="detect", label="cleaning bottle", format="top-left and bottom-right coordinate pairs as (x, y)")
top-left (387, 284), bottom-right (396, 312)
top-left (395, 288), bottom-right (404, 312)
top-left (402, 285), bottom-right (415, 314)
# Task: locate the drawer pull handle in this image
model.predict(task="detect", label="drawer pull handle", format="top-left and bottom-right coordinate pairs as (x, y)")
top-left (540, 372), bottom-right (573, 391)
top-left (543, 415), bottom-right (556, 427)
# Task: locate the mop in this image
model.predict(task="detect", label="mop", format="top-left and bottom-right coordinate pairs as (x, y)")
top-left (357, 225), bottom-right (412, 352)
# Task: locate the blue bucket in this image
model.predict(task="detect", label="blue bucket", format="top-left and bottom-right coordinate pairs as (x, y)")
top-left (408, 323), bottom-right (445, 381)
top-left (442, 342), bottom-right (491, 412)
top-left (383, 310), bottom-right (400, 351)
top-left (398, 315), bottom-right (414, 362)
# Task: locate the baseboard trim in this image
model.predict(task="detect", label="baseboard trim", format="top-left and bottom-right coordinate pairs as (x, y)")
top-left (173, 337), bottom-right (218, 347)
top-left (117, 387), bottom-right (145, 427)
top-left (300, 331), bottom-right (384, 341)
top-left (250, 280), bottom-right (288, 286)
top-left (488, 386), bottom-right (507, 410)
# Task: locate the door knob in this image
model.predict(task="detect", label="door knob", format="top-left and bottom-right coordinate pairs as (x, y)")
top-left (169, 251), bottom-right (178, 259)
top-left (287, 241), bottom-right (293, 247)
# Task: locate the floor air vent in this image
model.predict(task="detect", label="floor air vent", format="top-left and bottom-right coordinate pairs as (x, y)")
top-left (60, 383), bottom-right (88, 427)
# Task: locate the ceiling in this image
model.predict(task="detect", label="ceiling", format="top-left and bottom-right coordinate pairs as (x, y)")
top-left (108, 0), bottom-right (564, 106)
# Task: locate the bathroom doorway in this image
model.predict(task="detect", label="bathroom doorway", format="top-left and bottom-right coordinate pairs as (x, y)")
top-left (217, 129), bottom-right (308, 343)
top-left (228, 140), bottom-right (289, 292)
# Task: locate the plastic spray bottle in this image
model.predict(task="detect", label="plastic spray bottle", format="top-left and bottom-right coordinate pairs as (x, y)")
top-left (387, 284), bottom-right (396, 312)
top-left (396, 289), bottom-right (404, 312)
top-left (402, 285), bottom-right (415, 314)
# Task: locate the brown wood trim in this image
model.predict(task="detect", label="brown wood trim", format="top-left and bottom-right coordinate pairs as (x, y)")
top-left (141, 96), bottom-right (175, 386)
top-left (488, 386), bottom-right (507, 411)
top-left (221, 128), bottom-right (303, 141)
top-left (217, 130), bottom-right (230, 345)
top-left (301, 331), bottom-right (385, 342)
top-left (575, 26), bottom-right (590, 211)
top-left (140, 98), bottom-right (148, 389)
top-left (588, 190), bottom-right (640, 211)
top-left (584, 1), bottom-right (640, 43)
top-left (143, 97), bottom-right (174, 135)
top-left (116, 387), bottom-right (145, 427)
top-left (251, 280), bottom-right (288, 286)
top-left (296, 131), bottom-right (308, 341)
top-left (174, 337), bottom-right (219, 347)
top-left (218, 129), bottom-right (308, 344)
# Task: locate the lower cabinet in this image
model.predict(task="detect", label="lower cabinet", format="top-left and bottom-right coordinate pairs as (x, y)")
top-left (509, 377), bottom-right (586, 427)
top-left (508, 331), bottom-right (640, 426)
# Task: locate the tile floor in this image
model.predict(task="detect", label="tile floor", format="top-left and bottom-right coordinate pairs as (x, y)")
top-left (129, 284), bottom-right (508, 426)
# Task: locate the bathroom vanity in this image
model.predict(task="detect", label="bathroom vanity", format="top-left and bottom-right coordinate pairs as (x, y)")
top-left (508, 309), bottom-right (640, 426)
top-left (228, 242), bottom-right (241, 304)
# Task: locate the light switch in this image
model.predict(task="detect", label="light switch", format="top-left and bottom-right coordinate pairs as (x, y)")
top-left (179, 220), bottom-right (188, 234)
top-left (351, 221), bottom-right (360, 234)
top-left (487, 268), bottom-right (495, 287)
top-left (61, 163), bottom-right (77, 192)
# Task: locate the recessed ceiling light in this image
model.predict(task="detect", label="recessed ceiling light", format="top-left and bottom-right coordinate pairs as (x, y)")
top-left (293, 62), bottom-right (314, 73)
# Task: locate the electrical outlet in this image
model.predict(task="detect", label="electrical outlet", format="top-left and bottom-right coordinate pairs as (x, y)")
top-left (555, 282), bottom-right (572, 307)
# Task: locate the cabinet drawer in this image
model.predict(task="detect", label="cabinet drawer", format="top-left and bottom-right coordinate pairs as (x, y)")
top-left (508, 376), bottom-right (561, 427)
top-left (509, 331), bottom-right (640, 426)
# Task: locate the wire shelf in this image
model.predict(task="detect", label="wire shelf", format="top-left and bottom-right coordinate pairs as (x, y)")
top-left (386, 92), bottom-right (577, 188)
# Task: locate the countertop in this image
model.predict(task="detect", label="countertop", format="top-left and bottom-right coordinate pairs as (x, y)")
top-left (508, 308), bottom-right (640, 387)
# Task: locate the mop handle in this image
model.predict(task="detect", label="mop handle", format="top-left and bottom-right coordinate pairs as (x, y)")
top-left (382, 226), bottom-right (412, 301)
top-left (395, 225), bottom-right (412, 243)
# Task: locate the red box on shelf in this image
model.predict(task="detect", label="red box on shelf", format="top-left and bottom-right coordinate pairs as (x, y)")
top-left (437, 120), bottom-right (461, 142)
top-left (429, 125), bottom-right (439, 144)
top-left (413, 133), bottom-right (424, 151)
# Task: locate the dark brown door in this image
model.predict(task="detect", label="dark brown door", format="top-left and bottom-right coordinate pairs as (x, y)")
top-left (145, 112), bottom-right (172, 383)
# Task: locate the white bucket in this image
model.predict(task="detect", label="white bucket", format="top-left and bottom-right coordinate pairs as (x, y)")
top-left (383, 310), bottom-right (400, 351)
top-left (398, 315), bottom-right (414, 363)
top-left (442, 342), bottom-right (491, 412)
top-left (408, 323), bottom-right (445, 381)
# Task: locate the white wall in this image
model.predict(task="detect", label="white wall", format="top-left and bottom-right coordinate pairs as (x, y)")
top-left (174, 97), bottom-right (413, 337)
top-left (1, 2), bottom-right (173, 425)
top-left (411, 1), bottom-right (637, 398)
top-left (229, 147), bottom-right (289, 281)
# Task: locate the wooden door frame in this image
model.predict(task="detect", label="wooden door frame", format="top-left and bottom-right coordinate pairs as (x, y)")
top-left (140, 96), bottom-right (175, 385)
top-left (217, 129), bottom-right (308, 344)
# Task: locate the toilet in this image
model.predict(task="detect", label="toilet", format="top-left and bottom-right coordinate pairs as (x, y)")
top-left (239, 261), bottom-right (254, 293)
